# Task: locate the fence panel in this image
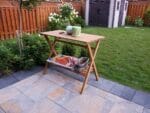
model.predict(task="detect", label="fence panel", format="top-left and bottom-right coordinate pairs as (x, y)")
top-left (127, 1), bottom-right (150, 22)
top-left (0, 2), bottom-right (82, 40)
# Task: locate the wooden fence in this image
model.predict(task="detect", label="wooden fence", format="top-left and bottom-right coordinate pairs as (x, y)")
top-left (127, 1), bottom-right (150, 22)
top-left (0, 2), bottom-right (82, 40)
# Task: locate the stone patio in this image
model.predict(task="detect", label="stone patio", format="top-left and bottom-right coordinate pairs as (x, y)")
top-left (0, 68), bottom-right (149, 113)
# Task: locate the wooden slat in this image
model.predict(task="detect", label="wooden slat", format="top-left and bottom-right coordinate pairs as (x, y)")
top-left (6, 8), bottom-right (12, 39)
top-left (0, 8), bottom-right (4, 40)
top-left (1, 8), bottom-right (8, 39)
top-left (10, 8), bottom-right (16, 37)
top-left (127, 1), bottom-right (150, 23)
top-left (0, 2), bottom-right (82, 40)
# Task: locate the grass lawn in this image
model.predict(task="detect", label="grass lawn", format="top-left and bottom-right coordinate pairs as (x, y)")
top-left (82, 27), bottom-right (150, 92)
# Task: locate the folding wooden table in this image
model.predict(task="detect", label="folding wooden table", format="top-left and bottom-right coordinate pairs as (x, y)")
top-left (40, 30), bottom-right (104, 94)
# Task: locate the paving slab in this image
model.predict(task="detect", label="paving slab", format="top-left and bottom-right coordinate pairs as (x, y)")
top-left (48, 87), bottom-right (77, 105)
top-left (109, 101), bottom-right (143, 113)
top-left (0, 94), bottom-right (34, 113)
top-left (97, 79), bottom-right (116, 92)
top-left (30, 98), bottom-right (71, 113)
top-left (0, 108), bottom-right (5, 113)
top-left (0, 76), bottom-right (18, 89)
top-left (132, 91), bottom-right (150, 108)
top-left (110, 83), bottom-right (125, 96)
top-left (143, 108), bottom-right (150, 113)
top-left (21, 78), bottom-right (58, 102)
top-left (0, 86), bottom-right (21, 104)
top-left (64, 94), bottom-right (114, 113)
top-left (12, 66), bottom-right (42, 81)
top-left (121, 86), bottom-right (136, 101)
top-left (43, 69), bottom-right (75, 86)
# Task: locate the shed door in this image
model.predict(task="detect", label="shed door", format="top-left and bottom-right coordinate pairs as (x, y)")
top-left (113, 0), bottom-right (121, 28)
top-left (89, 0), bottom-right (110, 27)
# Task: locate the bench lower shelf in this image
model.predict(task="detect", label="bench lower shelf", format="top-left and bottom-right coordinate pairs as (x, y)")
top-left (46, 56), bottom-right (93, 77)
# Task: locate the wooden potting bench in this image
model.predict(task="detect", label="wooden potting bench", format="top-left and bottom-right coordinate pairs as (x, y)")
top-left (40, 30), bottom-right (104, 94)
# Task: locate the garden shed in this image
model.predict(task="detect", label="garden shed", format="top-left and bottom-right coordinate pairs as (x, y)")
top-left (85, 0), bottom-right (128, 28)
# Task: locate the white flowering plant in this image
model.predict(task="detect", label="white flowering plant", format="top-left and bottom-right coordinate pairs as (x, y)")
top-left (47, 2), bottom-right (85, 30)
top-left (47, 13), bottom-right (63, 30)
top-left (59, 3), bottom-right (79, 25)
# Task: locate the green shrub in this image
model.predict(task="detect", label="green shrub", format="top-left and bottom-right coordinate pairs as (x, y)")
top-left (22, 34), bottom-right (49, 65)
top-left (0, 45), bottom-right (13, 75)
top-left (80, 48), bottom-right (89, 57)
top-left (47, 13), bottom-right (63, 30)
top-left (73, 16), bottom-right (86, 27)
top-left (125, 16), bottom-right (132, 25)
top-left (62, 44), bottom-right (76, 56)
top-left (0, 34), bottom-right (49, 76)
top-left (144, 10), bottom-right (150, 26)
top-left (134, 17), bottom-right (144, 27)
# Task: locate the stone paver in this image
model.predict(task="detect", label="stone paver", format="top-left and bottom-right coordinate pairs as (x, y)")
top-left (132, 91), bottom-right (150, 108)
top-left (30, 98), bottom-right (71, 113)
top-left (121, 86), bottom-right (136, 101)
top-left (0, 86), bottom-right (21, 104)
top-left (0, 69), bottom-right (146, 113)
top-left (0, 94), bottom-right (34, 113)
top-left (21, 78), bottom-right (58, 102)
top-left (0, 76), bottom-right (18, 89)
top-left (109, 101), bottom-right (143, 113)
top-left (43, 69), bottom-right (75, 87)
top-left (0, 108), bottom-right (5, 113)
top-left (143, 108), bottom-right (150, 113)
top-left (110, 83), bottom-right (125, 96)
top-left (12, 67), bottom-right (42, 81)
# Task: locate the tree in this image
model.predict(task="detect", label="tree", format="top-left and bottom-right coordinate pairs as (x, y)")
top-left (17, 0), bottom-right (44, 55)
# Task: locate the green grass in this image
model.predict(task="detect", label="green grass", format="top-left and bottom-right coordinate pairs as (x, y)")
top-left (82, 26), bottom-right (150, 92)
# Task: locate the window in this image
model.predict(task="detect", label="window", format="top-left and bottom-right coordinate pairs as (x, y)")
top-left (117, 1), bottom-right (120, 10)
top-left (125, 2), bottom-right (128, 11)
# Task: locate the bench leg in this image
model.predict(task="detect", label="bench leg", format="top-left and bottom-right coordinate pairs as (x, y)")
top-left (80, 40), bottom-right (100, 94)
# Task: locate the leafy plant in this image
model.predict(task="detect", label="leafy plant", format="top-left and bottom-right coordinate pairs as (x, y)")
top-left (0, 34), bottom-right (49, 76)
top-left (0, 45), bottom-right (13, 75)
top-left (21, 0), bottom-right (44, 9)
top-left (134, 17), bottom-right (144, 27)
top-left (22, 34), bottom-right (49, 65)
top-left (80, 48), bottom-right (89, 57)
top-left (125, 16), bottom-right (132, 25)
top-left (47, 2), bottom-right (85, 30)
top-left (74, 16), bottom-right (86, 27)
top-left (144, 10), bottom-right (150, 26)
top-left (59, 3), bottom-right (74, 19)
top-left (47, 13), bottom-right (63, 30)
top-left (62, 44), bottom-right (76, 56)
